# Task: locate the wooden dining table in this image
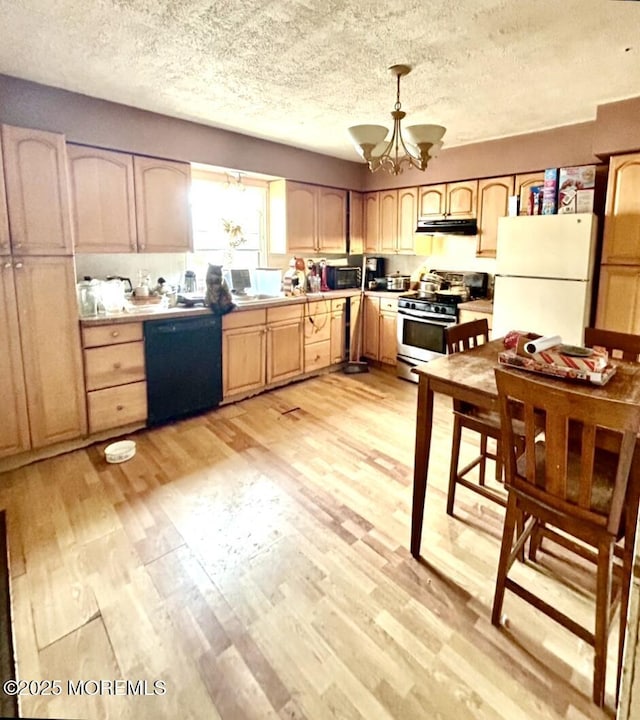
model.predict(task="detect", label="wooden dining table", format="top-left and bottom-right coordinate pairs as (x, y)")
top-left (410, 338), bottom-right (640, 559)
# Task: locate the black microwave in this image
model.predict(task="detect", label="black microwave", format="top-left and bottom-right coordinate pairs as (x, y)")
top-left (324, 266), bottom-right (361, 290)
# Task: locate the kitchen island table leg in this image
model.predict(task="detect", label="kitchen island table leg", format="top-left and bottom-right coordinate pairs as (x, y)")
top-left (411, 374), bottom-right (434, 558)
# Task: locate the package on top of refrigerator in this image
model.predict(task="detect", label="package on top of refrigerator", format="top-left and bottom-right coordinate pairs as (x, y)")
top-left (541, 168), bottom-right (558, 215)
top-left (558, 165), bottom-right (596, 214)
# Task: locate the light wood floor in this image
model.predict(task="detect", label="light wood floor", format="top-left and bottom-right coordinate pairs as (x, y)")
top-left (0, 368), bottom-right (619, 719)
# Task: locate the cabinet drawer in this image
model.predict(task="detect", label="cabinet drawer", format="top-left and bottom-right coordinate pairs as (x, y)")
top-left (267, 304), bottom-right (303, 324)
top-left (305, 298), bottom-right (331, 318)
top-left (331, 298), bottom-right (347, 312)
top-left (304, 339), bottom-right (331, 373)
top-left (87, 381), bottom-right (147, 433)
top-left (380, 297), bottom-right (398, 312)
top-left (223, 308), bottom-right (266, 330)
top-left (82, 322), bottom-right (143, 348)
top-left (304, 313), bottom-right (331, 344)
top-left (84, 341), bottom-right (145, 390)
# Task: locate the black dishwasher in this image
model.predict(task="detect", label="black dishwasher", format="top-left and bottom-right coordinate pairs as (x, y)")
top-left (144, 315), bottom-right (222, 426)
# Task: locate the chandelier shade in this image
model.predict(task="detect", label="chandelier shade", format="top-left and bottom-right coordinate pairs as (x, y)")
top-left (348, 65), bottom-right (446, 175)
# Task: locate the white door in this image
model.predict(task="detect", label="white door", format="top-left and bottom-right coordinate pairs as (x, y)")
top-left (496, 213), bottom-right (597, 280)
top-left (492, 276), bottom-right (592, 346)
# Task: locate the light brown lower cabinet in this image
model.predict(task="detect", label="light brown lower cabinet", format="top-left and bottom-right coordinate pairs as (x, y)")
top-left (0, 256), bottom-right (86, 458)
top-left (222, 309), bottom-right (267, 398)
top-left (458, 308), bottom-right (493, 337)
top-left (595, 264), bottom-right (640, 333)
top-left (330, 298), bottom-right (347, 364)
top-left (363, 295), bottom-right (398, 365)
top-left (82, 321), bottom-right (147, 433)
top-left (304, 299), bottom-right (332, 373)
top-left (266, 305), bottom-right (304, 384)
top-left (222, 305), bottom-right (304, 399)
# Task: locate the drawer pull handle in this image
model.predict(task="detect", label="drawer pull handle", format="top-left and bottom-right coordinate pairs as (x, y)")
top-left (113, 362), bottom-right (122, 370)
top-left (116, 404), bottom-right (124, 411)
top-left (111, 331), bottom-right (119, 337)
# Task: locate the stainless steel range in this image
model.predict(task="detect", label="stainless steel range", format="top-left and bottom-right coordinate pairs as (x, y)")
top-left (396, 270), bottom-right (489, 382)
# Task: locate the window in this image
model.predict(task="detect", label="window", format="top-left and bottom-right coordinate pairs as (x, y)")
top-left (190, 170), bottom-right (268, 274)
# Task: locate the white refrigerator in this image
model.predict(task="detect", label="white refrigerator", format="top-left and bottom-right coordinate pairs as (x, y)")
top-left (492, 213), bottom-right (598, 346)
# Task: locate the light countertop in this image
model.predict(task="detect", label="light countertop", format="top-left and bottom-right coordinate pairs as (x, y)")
top-left (80, 289), bottom-right (363, 326)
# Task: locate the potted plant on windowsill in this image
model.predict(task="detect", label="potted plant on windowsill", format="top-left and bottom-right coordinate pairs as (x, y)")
top-left (222, 219), bottom-right (246, 268)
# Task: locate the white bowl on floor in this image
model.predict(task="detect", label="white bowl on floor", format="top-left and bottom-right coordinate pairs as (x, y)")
top-left (104, 440), bottom-right (136, 463)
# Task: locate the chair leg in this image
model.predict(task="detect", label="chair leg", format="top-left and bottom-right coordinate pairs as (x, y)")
top-left (492, 492), bottom-right (519, 626)
top-left (529, 521), bottom-right (545, 561)
top-left (495, 438), bottom-right (502, 482)
top-left (447, 415), bottom-right (463, 516)
top-left (617, 487), bottom-right (639, 702)
top-left (478, 433), bottom-right (488, 486)
top-left (593, 539), bottom-right (614, 708)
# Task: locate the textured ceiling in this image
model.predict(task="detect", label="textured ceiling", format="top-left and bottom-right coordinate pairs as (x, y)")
top-left (1, 0), bottom-right (639, 162)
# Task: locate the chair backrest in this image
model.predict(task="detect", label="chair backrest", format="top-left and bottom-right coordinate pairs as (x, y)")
top-left (445, 318), bottom-right (489, 355)
top-left (584, 327), bottom-right (640, 362)
top-left (495, 367), bottom-right (640, 535)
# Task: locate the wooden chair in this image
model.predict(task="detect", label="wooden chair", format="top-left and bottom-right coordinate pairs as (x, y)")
top-left (492, 367), bottom-right (640, 707)
top-left (584, 327), bottom-right (640, 362)
top-left (444, 318), bottom-right (505, 515)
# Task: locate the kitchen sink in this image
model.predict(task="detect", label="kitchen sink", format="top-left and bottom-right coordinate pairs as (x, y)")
top-left (233, 293), bottom-right (288, 304)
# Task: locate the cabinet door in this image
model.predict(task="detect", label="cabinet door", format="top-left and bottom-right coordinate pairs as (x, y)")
top-left (446, 180), bottom-right (477, 218)
top-left (514, 172), bottom-right (544, 216)
top-left (363, 296), bottom-right (380, 360)
top-left (330, 303), bottom-right (346, 363)
top-left (595, 265), bottom-right (640, 333)
top-left (14, 256), bottom-right (87, 447)
top-left (476, 176), bottom-right (514, 258)
top-left (363, 192), bottom-right (380, 253)
top-left (133, 156), bottom-right (193, 252)
top-left (349, 295), bottom-right (362, 358)
top-left (2, 125), bottom-right (73, 255)
top-left (349, 191), bottom-right (364, 255)
top-left (222, 325), bottom-right (267, 397)
top-left (267, 319), bottom-right (304, 384)
top-left (286, 182), bottom-right (317, 254)
top-left (379, 309), bottom-right (398, 365)
top-left (67, 145), bottom-right (137, 253)
top-left (317, 187), bottom-right (346, 253)
top-left (601, 154), bottom-right (640, 265)
top-left (0, 140), bottom-right (10, 256)
top-left (0, 261), bottom-right (30, 457)
top-left (418, 184), bottom-right (446, 218)
top-left (379, 190), bottom-right (398, 254)
top-left (397, 187), bottom-right (418, 254)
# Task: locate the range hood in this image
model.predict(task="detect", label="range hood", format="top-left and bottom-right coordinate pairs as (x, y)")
top-left (416, 218), bottom-right (478, 235)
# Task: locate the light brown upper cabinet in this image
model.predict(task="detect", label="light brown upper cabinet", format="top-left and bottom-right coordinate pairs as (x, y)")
top-left (514, 172), bottom-right (545, 216)
top-left (476, 175), bottom-right (515, 258)
top-left (601, 153), bottom-right (640, 265)
top-left (348, 191), bottom-right (364, 255)
top-left (418, 180), bottom-right (477, 220)
top-left (133, 156), bottom-right (193, 253)
top-left (380, 187), bottom-right (418, 254)
top-left (379, 190), bottom-right (398, 254)
top-left (363, 192), bottom-right (380, 253)
top-left (67, 145), bottom-right (138, 253)
top-left (2, 125), bottom-right (73, 256)
top-left (317, 187), bottom-right (347, 254)
top-left (269, 180), bottom-right (346, 255)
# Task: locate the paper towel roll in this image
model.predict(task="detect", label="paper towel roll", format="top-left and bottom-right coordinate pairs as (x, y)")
top-left (524, 335), bottom-right (562, 355)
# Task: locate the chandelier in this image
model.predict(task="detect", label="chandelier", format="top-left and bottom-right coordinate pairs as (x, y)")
top-left (348, 64), bottom-right (446, 176)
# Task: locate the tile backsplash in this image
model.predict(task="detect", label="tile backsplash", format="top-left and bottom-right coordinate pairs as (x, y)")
top-left (75, 253), bottom-right (187, 290)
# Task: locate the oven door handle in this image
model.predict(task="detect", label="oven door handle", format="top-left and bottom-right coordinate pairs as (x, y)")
top-left (398, 309), bottom-right (454, 325)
